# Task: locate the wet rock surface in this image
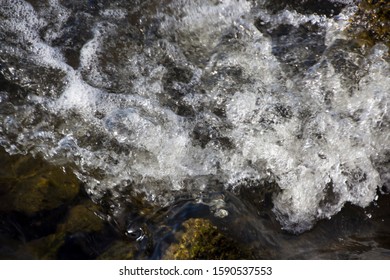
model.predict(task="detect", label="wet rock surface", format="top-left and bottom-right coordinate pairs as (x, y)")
top-left (0, 148), bottom-right (79, 214)
top-left (164, 218), bottom-right (255, 260)
top-left (0, 148), bottom-right (112, 259)
top-left (348, 0), bottom-right (390, 52)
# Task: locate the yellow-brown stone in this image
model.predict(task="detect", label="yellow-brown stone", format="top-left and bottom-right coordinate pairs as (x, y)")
top-left (164, 218), bottom-right (253, 260)
top-left (348, 0), bottom-right (390, 53)
top-left (0, 149), bottom-right (80, 214)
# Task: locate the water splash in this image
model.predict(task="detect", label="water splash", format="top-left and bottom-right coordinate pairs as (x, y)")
top-left (0, 0), bottom-right (389, 233)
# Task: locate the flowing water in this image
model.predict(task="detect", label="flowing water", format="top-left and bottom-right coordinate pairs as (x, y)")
top-left (0, 0), bottom-right (389, 259)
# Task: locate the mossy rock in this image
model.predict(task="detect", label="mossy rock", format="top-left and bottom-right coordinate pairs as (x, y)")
top-left (164, 218), bottom-right (254, 260)
top-left (97, 241), bottom-right (136, 260)
top-left (24, 201), bottom-right (105, 259)
top-left (0, 150), bottom-right (80, 214)
top-left (58, 201), bottom-right (104, 234)
top-left (25, 233), bottom-right (66, 260)
top-left (348, 0), bottom-right (390, 52)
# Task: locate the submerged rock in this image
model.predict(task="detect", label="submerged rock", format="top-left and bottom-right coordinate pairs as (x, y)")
top-left (25, 200), bottom-right (106, 259)
top-left (26, 232), bottom-right (66, 260)
top-left (164, 218), bottom-right (254, 260)
top-left (348, 0), bottom-right (390, 52)
top-left (262, 0), bottom-right (348, 17)
top-left (0, 149), bottom-right (112, 259)
top-left (97, 240), bottom-right (136, 260)
top-left (0, 149), bottom-right (80, 214)
top-left (58, 201), bottom-right (104, 234)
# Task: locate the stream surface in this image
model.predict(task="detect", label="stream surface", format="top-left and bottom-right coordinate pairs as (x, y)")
top-left (0, 0), bottom-right (389, 259)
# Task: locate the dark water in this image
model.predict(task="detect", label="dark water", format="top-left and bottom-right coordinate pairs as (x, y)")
top-left (0, 0), bottom-right (389, 259)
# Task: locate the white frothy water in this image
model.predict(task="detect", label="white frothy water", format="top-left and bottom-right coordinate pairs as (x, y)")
top-left (0, 0), bottom-right (388, 233)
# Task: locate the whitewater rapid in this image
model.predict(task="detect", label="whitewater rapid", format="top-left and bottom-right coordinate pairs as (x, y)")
top-left (0, 0), bottom-right (389, 233)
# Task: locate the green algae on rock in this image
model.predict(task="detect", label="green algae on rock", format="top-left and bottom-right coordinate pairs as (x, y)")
top-left (98, 240), bottom-right (136, 260)
top-left (25, 200), bottom-right (106, 259)
top-left (348, 0), bottom-right (390, 52)
top-left (58, 201), bottom-right (104, 234)
top-left (25, 233), bottom-right (66, 260)
top-left (0, 149), bottom-right (80, 214)
top-left (164, 218), bottom-right (254, 260)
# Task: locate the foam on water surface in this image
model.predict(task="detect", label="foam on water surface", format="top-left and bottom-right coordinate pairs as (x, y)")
top-left (0, 0), bottom-right (389, 233)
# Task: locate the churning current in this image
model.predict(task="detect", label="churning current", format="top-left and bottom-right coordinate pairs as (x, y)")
top-left (0, 0), bottom-right (389, 233)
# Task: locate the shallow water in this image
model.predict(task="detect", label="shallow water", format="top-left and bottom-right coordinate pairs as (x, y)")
top-left (0, 0), bottom-right (389, 259)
